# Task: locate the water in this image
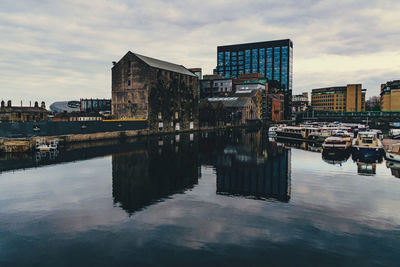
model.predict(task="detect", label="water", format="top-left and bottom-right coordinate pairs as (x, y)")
top-left (0, 129), bottom-right (399, 266)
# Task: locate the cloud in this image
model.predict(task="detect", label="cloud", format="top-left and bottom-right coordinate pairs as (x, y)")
top-left (0, 0), bottom-right (399, 103)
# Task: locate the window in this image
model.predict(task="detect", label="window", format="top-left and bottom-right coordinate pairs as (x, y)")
top-left (274, 47), bottom-right (281, 82)
top-left (225, 52), bottom-right (230, 65)
top-left (266, 48), bottom-right (273, 80)
top-left (218, 52), bottom-right (224, 66)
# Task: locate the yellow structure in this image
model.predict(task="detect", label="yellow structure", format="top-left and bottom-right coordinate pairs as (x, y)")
top-left (311, 84), bottom-right (365, 112)
top-left (381, 80), bottom-right (400, 111)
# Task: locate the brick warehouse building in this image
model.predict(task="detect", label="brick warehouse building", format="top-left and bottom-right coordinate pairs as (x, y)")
top-left (112, 52), bottom-right (199, 132)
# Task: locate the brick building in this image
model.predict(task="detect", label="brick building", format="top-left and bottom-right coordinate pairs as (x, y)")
top-left (112, 52), bottom-right (199, 131)
top-left (0, 100), bottom-right (48, 123)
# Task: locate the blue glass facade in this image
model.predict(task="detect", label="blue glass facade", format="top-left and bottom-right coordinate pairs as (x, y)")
top-left (266, 48), bottom-right (273, 80)
top-left (273, 47), bottom-right (280, 82)
top-left (216, 39), bottom-right (293, 118)
top-left (217, 40), bottom-right (292, 89)
top-left (281, 46), bottom-right (288, 90)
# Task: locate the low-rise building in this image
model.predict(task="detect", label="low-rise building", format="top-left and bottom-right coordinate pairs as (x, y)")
top-left (292, 92), bottom-right (309, 113)
top-left (208, 97), bottom-right (259, 125)
top-left (112, 51), bottom-right (199, 132)
top-left (80, 99), bottom-right (111, 114)
top-left (381, 80), bottom-right (400, 111)
top-left (267, 94), bottom-right (284, 122)
top-left (200, 75), bottom-right (233, 98)
top-left (0, 100), bottom-right (48, 123)
top-left (311, 84), bottom-right (366, 112)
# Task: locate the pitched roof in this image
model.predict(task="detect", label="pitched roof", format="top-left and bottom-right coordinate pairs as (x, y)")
top-left (131, 52), bottom-right (197, 77)
top-left (207, 97), bottom-right (251, 108)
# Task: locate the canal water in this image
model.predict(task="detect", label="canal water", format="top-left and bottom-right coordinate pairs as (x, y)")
top-left (0, 129), bottom-right (399, 266)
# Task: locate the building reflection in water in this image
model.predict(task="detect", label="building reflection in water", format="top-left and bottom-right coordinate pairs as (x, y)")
top-left (112, 134), bottom-right (200, 215)
top-left (200, 129), bottom-right (291, 202)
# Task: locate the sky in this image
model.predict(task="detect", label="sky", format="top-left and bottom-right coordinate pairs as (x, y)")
top-left (0, 0), bottom-right (399, 105)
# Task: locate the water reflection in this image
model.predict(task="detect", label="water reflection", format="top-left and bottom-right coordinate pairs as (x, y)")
top-left (322, 151), bottom-right (350, 166)
top-left (197, 130), bottom-right (291, 202)
top-left (1, 130), bottom-right (400, 266)
top-left (215, 148), bottom-right (291, 202)
top-left (386, 160), bottom-right (400, 178)
top-left (112, 135), bottom-right (200, 215)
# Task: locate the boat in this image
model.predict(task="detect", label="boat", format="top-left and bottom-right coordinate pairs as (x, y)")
top-left (352, 131), bottom-right (384, 158)
top-left (385, 143), bottom-right (400, 162)
top-left (35, 138), bottom-right (58, 152)
top-left (370, 129), bottom-right (383, 140)
top-left (268, 126), bottom-right (278, 137)
top-left (276, 126), bottom-right (323, 142)
top-left (389, 129), bottom-right (400, 139)
top-left (322, 136), bottom-right (352, 156)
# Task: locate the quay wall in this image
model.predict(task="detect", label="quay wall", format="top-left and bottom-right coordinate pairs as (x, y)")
top-left (0, 120), bottom-right (255, 152)
top-left (0, 120), bottom-right (148, 138)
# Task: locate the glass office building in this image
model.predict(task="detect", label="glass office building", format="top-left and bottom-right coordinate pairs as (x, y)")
top-left (216, 39), bottom-right (293, 118)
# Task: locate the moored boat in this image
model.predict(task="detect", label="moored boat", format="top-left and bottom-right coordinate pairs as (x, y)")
top-left (389, 129), bottom-right (400, 139)
top-left (322, 136), bottom-right (352, 156)
top-left (352, 131), bottom-right (384, 158)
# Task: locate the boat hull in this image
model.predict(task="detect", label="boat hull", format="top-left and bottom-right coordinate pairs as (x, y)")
top-left (353, 146), bottom-right (383, 156)
top-left (385, 151), bottom-right (400, 162)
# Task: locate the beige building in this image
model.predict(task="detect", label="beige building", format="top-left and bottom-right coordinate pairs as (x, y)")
top-left (0, 100), bottom-right (48, 122)
top-left (381, 80), bottom-right (400, 111)
top-left (311, 84), bottom-right (366, 112)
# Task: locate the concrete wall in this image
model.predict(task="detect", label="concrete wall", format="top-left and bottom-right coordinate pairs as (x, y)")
top-left (0, 120), bottom-right (148, 138)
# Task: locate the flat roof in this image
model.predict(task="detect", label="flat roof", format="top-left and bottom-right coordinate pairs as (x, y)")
top-left (218, 39), bottom-right (293, 51)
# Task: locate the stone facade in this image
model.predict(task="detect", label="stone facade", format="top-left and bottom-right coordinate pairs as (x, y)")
top-left (112, 52), bottom-right (199, 132)
top-left (0, 100), bottom-right (48, 123)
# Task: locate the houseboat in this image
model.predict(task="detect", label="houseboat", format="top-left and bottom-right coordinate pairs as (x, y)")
top-left (352, 131), bottom-right (384, 158)
top-left (276, 126), bottom-right (323, 142)
top-left (322, 136), bottom-right (352, 156)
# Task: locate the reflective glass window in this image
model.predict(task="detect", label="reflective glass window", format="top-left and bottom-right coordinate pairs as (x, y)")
top-left (218, 52), bottom-right (224, 66)
top-left (281, 46), bottom-right (288, 89)
top-left (225, 51), bottom-right (230, 65)
top-left (274, 47), bottom-right (280, 82)
top-left (266, 48), bottom-right (273, 80)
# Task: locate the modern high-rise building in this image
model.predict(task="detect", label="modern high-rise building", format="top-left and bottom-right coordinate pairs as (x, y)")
top-left (215, 39), bottom-right (293, 118)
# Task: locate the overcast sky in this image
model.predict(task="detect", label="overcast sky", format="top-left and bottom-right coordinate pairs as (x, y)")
top-left (1, 0), bottom-right (399, 105)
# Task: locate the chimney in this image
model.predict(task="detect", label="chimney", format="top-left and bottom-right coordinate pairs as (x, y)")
top-left (1, 100), bottom-right (4, 108)
top-left (41, 101), bottom-right (46, 109)
top-left (34, 101), bottom-right (39, 108)
top-left (7, 100), bottom-right (11, 107)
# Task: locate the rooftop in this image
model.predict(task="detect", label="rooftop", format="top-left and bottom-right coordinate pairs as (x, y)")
top-left (131, 52), bottom-right (197, 77)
